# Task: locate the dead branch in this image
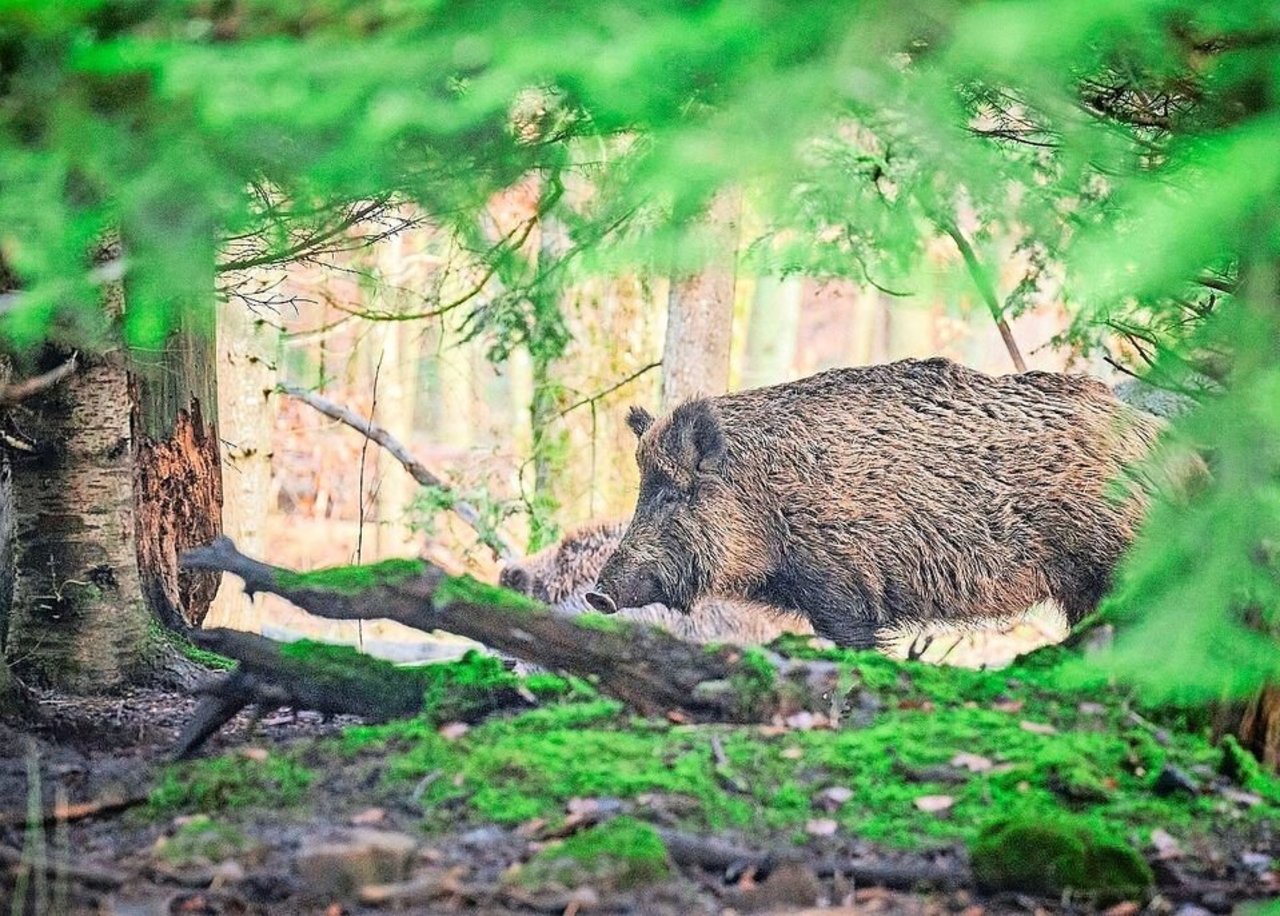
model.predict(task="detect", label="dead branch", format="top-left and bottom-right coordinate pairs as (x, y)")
top-left (657, 829), bottom-right (971, 891)
top-left (180, 537), bottom-right (841, 725)
top-left (0, 844), bottom-right (127, 890)
top-left (280, 384), bottom-right (517, 561)
top-left (0, 353), bottom-right (78, 405)
top-left (0, 789), bottom-right (147, 830)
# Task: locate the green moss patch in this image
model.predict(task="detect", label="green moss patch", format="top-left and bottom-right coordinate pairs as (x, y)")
top-left (353, 645), bottom-right (1280, 850)
top-left (276, 557), bottom-right (427, 595)
top-left (513, 817), bottom-right (669, 891)
top-left (434, 574), bottom-right (544, 611)
top-left (971, 816), bottom-right (1153, 904)
top-left (148, 752), bottom-right (314, 815)
top-left (155, 816), bottom-right (253, 867)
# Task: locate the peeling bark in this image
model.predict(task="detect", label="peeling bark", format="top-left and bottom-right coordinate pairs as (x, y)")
top-left (129, 296), bottom-right (223, 630)
top-left (132, 395), bottom-right (223, 629)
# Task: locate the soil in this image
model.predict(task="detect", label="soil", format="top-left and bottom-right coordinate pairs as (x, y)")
top-left (3, 676), bottom-right (1278, 916)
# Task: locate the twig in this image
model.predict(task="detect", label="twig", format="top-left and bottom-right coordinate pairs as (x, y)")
top-left (0, 790), bottom-right (148, 829)
top-left (557, 361), bottom-right (662, 418)
top-left (657, 829), bottom-right (971, 890)
top-left (0, 844), bottom-right (127, 891)
top-left (937, 220), bottom-right (1027, 372)
top-left (0, 354), bottom-right (78, 405)
top-left (281, 384), bottom-right (517, 561)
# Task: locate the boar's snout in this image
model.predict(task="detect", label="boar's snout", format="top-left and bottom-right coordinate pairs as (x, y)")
top-left (590, 564), bottom-right (669, 615)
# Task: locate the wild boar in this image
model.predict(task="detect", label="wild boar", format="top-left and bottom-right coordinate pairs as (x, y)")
top-left (589, 357), bottom-right (1166, 648)
top-left (499, 520), bottom-right (812, 645)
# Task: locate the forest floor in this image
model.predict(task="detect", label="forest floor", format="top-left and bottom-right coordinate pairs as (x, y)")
top-left (2, 639), bottom-right (1279, 915)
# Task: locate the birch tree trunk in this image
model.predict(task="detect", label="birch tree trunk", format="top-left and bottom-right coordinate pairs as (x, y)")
top-left (7, 345), bottom-right (151, 690)
top-left (5, 244), bottom-right (223, 691)
top-left (661, 192), bottom-right (741, 411)
top-left (206, 298), bottom-right (278, 630)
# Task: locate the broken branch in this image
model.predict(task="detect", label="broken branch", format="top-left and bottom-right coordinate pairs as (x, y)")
top-left (280, 384), bottom-right (517, 561)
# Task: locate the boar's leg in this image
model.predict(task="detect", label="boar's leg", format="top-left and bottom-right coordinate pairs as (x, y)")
top-left (760, 562), bottom-right (881, 649)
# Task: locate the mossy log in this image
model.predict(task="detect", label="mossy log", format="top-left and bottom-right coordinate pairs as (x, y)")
top-left (172, 628), bottom-right (533, 759)
top-left (179, 537), bottom-right (841, 726)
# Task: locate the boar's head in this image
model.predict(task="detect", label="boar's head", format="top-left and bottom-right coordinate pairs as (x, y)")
top-left (588, 399), bottom-right (765, 615)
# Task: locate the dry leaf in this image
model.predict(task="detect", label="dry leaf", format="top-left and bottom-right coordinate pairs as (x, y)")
top-left (438, 722), bottom-right (470, 741)
top-left (1019, 720), bottom-right (1057, 735)
top-left (805, 818), bottom-right (839, 836)
top-left (913, 795), bottom-right (955, 813)
top-left (950, 752), bottom-right (993, 772)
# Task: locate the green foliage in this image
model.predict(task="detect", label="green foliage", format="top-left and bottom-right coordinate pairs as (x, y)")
top-left (1, 0), bottom-right (1278, 697)
top-left (513, 817), bottom-right (670, 891)
top-left (971, 816), bottom-right (1153, 904)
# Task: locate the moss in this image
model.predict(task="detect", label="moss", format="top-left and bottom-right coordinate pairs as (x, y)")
top-left (573, 612), bottom-right (627, 633)
top-left (276, 557), bottom-right (426, 595)
top-left (514, 817), bottom-right (669, 891)
top-left (148, 752), bottom-right (313, 816)
top-left (156, 816), bottom-right (252, 866)
top-left (433, 574), bottom-right (543, 611)
top-left (318, 645), bottom-right (1280, 854)
top-left (728, 646), bottom-right (778, 713)
top-left (970, 816), bottom-right (1153, 904)
top-left (1219, 735), bottom-right (1264, 788)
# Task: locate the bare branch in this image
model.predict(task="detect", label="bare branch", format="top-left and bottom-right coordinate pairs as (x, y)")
top-left (0, 353), bottom-right (79, 405)
top-left (557, 361), bottom-right (662, 418)
top-left (280, 384), bottom-right (518, 561)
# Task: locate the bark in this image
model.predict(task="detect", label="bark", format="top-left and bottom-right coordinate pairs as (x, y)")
top-left (741, 276), bottom-right (802, 389)
top-left (180, 537), bottom-right (842, 725)
top-left (1235, 686), bottom-right (1280, 770)
top-left (7, 350), bottom-right (151, 690)
top-left (661, 192), bottom-right (741, 411)
top-left (129, 290), bottom-right (223, 630)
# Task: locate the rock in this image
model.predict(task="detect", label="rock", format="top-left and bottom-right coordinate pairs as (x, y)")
top-left (1152, 766), bottom-right (1199, 797)
top-left (295, 828), bottom-right (417, 900)
top-left (726, 862), bottom-right (822, 913)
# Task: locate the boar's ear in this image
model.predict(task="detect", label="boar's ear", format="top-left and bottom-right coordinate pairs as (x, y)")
top-left (627, 405), bottom-right (655, 439)
top-left (671, 400), bottom-right (726, 475)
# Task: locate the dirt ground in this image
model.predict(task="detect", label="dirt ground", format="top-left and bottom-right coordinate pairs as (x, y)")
top-left (2, 655), bottom-right (1278, 916)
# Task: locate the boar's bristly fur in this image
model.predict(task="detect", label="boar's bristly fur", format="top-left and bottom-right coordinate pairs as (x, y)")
top-left (498, 520), bottom-right (812, 645)
top-left (594, 357), bottom-right (1167, 649)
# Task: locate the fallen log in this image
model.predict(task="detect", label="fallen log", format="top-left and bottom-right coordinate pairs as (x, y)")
top-left (179, 538), bottom-right (841, 726)
top-left (171, 629), bottom-right (534, 759)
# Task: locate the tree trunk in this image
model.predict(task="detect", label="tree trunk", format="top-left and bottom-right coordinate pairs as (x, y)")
top-left (206, 298), bottom-right (278, 630)
top-left (4, 245), bottom-right (223, 691)
top-left (741, 275), bottom-right (802, 389)
top-left (7, 348), bottom-right (151, 691)
top-left (661, 192), bottom-right (741, 411)
top-left (130, 300), bottom-right (224, 631)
